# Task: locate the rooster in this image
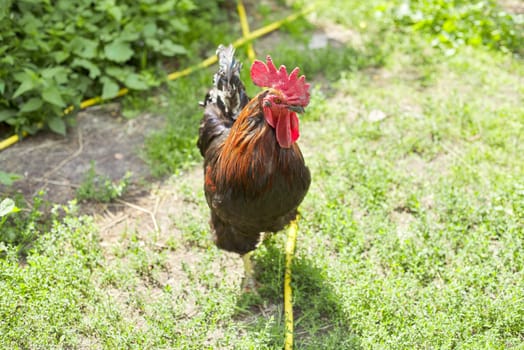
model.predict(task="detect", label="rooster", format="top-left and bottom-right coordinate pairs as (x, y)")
top-left (197, 45), bottom-right (311, 289)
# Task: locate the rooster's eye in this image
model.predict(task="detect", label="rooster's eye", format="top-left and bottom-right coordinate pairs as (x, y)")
top-left (274, 98), bottom-right (282, 104)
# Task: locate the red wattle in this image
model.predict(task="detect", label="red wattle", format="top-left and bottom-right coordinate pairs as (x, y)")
top-left (275, 110), bottom-right (300, 148)
top-left (290, 112), bottom-right (300, 141)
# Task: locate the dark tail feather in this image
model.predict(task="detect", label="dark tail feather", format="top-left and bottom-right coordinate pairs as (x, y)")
top-left (203, 44), bottom-right (249, 121)
top-left (198, 45), bottom-right (250, 156)
top-left (215, 44), bottom-right (240, 90)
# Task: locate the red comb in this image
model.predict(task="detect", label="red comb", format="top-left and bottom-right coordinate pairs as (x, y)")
top-left (250, 56), bottom-right (310, 107)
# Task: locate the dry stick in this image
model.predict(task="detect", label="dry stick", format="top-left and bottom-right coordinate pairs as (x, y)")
top-left (153, 195), bottom-right (161, 220)
top-left (31, 178), bottom-right (80, 188)
top-left (17, 139), bottom-right (66, 157)
top-left (115, 198), bottom-right (159, 232)
top-left (100, 215), bottom-right (129, 232)
top-left (151, 195), bottom-right (163, 241)
top-left (440, 142), bottom-right (489, 182)
top-left (104, 208), bottom-right (116, 219)
top-left (31, 129), bottom-right (84, 191)
top-left (43, 128), bottom-right (84, 179)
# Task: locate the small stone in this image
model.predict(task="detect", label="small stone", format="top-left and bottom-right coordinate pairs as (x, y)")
top-left (309, 33), bottom-right (328, 49)
top-left (368, 109), bottom-right (387, 122)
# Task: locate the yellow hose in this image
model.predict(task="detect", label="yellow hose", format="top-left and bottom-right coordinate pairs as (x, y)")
top-left (0, 133), bottom-right (24, 151)
top-left (167, 4), bottom-right (316, 81)
top-left (284, 218), bottom-right (298, 350)
top-left (232, 4), bottom-right (315, 49)
top-left (237, 0), bottom-right (256, 61)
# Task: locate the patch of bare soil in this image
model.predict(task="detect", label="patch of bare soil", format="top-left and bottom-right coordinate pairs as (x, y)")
top-left (0, 103), bottom-right (163, 206)
top-left (94, 166), bottom-right (244, 311)
top-left (499, 0), bottom-right (524, 14)
top-left (96, 168), bottom-right (203, 251)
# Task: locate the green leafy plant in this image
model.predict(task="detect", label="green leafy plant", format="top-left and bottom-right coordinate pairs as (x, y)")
top-left (0, 0), bottom-right (229, 135)
top-left (76, 162), bottom-right (132, 202)
top-left (0, 191), bottom-right (48, 255)
top-left (379, 0), bottom-right (523, 54)
top-left (0, 198), bottom-right (19, 230)
top-left (0, 171), bottom-right (22, 186)
top-left (317, 0), bottom-right (522, 55)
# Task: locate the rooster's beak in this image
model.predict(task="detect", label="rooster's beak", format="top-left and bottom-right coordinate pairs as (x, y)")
top-left (287, 105), bottom-right (305, 114)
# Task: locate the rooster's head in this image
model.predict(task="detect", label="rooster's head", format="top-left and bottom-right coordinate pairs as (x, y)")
top-left (251, 56), bottom-right (310, 148)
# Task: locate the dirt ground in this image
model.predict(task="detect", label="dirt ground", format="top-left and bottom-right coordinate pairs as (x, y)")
top-left (0, 103), bottom-right (164, 207)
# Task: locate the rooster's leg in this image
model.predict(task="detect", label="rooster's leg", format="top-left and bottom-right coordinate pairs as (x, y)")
top-left (241, 252), bottom-right (257, 291)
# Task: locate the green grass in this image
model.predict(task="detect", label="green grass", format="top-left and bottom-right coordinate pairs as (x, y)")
top-left (291, 22), bottom-right (523, 346)
top-left (76, 162), bottom-right (132, 203)
top-left (1, 1), bottom-right (523, 348)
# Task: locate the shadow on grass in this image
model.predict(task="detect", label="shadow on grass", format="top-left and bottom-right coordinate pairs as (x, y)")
top-left (235, 238), bottom-right (361, 350)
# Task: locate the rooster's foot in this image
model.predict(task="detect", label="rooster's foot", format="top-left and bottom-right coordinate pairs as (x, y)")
top-left (241, 252), bottom-right (259, 293)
